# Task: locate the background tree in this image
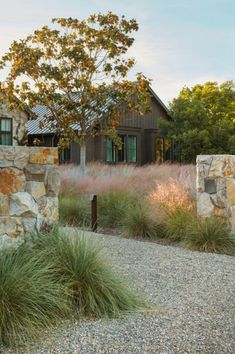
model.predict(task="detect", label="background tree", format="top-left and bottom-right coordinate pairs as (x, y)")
top-left (160, 81), bottom-right (235, 163)
top-left (0, 12), bottom-right (151, 170)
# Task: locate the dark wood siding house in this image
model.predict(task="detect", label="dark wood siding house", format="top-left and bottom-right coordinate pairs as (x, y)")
top-left (27, 87), bottom-right (173, 165)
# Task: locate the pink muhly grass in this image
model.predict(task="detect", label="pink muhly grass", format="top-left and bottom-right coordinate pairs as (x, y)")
top-left (148, 179), bottom-right (195, 213)
top-left (60, 162), bottom-right (196, 197)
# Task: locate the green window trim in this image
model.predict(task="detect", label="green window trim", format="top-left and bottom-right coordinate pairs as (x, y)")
top-left (127, 136), bottom-right (137, 163)
top-left (0, 118), bottom-right (12, 145)
top-left (106, 135), bottom-right (137, 163)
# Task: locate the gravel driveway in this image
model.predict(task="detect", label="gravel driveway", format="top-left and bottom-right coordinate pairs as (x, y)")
top-left (5, 231), bottom-right (235, 354)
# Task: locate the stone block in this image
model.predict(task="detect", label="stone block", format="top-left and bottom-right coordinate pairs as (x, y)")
top-left (0, 216), bottom-right (24, 237)
top-left (29, 147), bottom-right (59, 165)
top-left (45, 165), bottom-right (61, 196)
top-left (39, 197), bottom-right (59, 224)
top-left (0, 167), bottom-right (26, 194)
top-left (13, 146), bottom-right (29, 169)
top-left (197, 192), bottom-right (214, 217)
top-left (0, 234), bottom-right (24, 251)
top-left (0, 146), bottom-right (15, 165)
top-left (26, 181), bottom-right (46, 200)
top-left (226, 178), bottom-right (235, 207)
top-left (0, 193), bottom-right (9, 215)
top-left (10, 192), bottom-right (38, 217)
top-left (197, 155), bottom-right (235, 178)
top-left (22, 217), bottom-right (37, 233)
top-left (24, 164), bottom-right (46, 181)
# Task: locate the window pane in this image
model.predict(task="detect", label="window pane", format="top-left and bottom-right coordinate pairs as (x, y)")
top-left (1, 133), bottom-right (12, 145)
top-left (60, 148), bottom-right (71, 163)
top-left (1, 119), bottom-right (11, 132)
top-left (117, 136), bottom-right (125, 162)
top-left (106, 139), bottom-right (115, 162)
top-left (127, 136), bottom-right (137, 163)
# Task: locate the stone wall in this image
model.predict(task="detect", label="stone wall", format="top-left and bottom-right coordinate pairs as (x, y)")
top-left (0, 146), bottom-right (60, 249)
top-left (197, 155), bottom-right (235, 231)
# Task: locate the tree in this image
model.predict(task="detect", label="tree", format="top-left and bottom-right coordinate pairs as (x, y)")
top-left (160, 81), bottom-right (235, 163)
top-left (0, 12), bottom-right (151, 170)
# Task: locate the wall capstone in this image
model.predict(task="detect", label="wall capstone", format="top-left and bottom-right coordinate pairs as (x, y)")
top-left (0, 146), bottom-right (60, 250)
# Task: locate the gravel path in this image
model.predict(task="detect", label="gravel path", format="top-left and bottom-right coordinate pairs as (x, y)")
top-left (4, 231), bottom-right (235, 354)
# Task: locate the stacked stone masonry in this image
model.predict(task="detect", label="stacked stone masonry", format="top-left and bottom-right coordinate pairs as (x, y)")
top-left (197, 155), bottom-right (235, 231)
top-left (0, 146), bottom-right (60, 249)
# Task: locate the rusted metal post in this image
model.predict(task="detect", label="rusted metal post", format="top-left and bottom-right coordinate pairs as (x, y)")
top-left (91, 195), bottom-right (97, 232)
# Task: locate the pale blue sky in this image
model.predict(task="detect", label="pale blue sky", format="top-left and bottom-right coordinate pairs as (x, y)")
top-left (0, 0), bottom-right (234, 105)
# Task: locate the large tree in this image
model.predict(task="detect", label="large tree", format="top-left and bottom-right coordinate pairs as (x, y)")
top-left (0, 12), bottom-right (151, 169)
top-left (160, 81), bottom-right (235, 163)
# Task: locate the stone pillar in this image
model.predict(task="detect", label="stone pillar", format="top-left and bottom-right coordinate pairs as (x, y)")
top-left (196, 155), bottom-right (235, 231)
top-left (0, 146), bottom-right (60, 249)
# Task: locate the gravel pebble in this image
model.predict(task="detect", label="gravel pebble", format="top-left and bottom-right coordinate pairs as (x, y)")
top-left (2, 231), bottom-right (235, 354)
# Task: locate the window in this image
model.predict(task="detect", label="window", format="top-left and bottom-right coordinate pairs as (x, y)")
top-left (0, 118), bottom-right (12, 145)
top-left (156, 137), bottom-right (173, 162)
top-left (106, 135), bottom-right (137, 163)
top-left (60, 148), bottom-right (71, 164)
top-left (127, 136), bottom-right (137, 163)
top-left (106, 139), bottom-right (116, 163)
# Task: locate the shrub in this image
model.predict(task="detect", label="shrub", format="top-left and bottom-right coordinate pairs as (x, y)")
top-left (59, 195), bottom-right (90, 226)
top-left (165, 208), bottom-right (194, 242)
top-left (30, 229), bottom-right (146, 317)
top-left (183, 216), bottom-right (235, 254)
top-left (123, 202), bottom-right (166, 239)
top-left (98, 191), bottom-right (135, 228)
top-left (0, 247), bottom-right (71, 347)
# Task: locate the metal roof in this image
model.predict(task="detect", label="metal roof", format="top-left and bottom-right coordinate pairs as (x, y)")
top-left (26, 95), bottom-right (114, 135)
top-left (26, 87), bottom-right (171, 135)
top-left (27, 105), bottom-right (55, 135)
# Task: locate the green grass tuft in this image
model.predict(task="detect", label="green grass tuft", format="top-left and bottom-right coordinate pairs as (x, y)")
top-left (123, 202), bottom-right (166, 239)
top-left (165, 208), bottom-right (194, 242)
top-left (183, 216), bottom-right (235, 254)
top-left (0, 247), bottom-right (71, 347)
top-left (30, 228), bottom-right (146, 318)
top-left (98, 191), bottom-right (135, 228)
top-left (59, 195), bottom-right (90, 226)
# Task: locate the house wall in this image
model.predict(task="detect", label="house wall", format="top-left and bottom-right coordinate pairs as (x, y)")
top-left (119, 96), bottom-right (169, 130)
top-left (0, 102), bottom-right (28, 146)
top-left (27, 93), bottom-right (171, 165)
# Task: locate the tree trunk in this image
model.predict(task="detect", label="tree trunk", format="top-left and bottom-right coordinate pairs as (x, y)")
top-left (80, 142), bottom-right (86, 173)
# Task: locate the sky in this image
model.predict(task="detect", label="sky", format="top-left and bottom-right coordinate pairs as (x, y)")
top-left (0, 0), bottom-right (234, 106)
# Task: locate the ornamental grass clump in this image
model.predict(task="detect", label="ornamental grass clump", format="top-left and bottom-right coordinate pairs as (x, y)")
top-left (165, 208), bottom-right (195, 242)
top-left (183, 216), bottom-right (235, 254)
top-left (0, 247), bottom-right (71, 347)
top-left (98, 191), bottom-right (135, 228)
top-left (149, 179), bottom-right (195, 213)
top-left (123, 201), bottom-right (166, 239)
top-left (31, 229), bottom-right (146, 317)
top-left (59, 195), bottom-right (90, 226)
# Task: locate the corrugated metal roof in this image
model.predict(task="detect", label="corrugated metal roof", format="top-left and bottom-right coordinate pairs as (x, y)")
top-left (26, 95), bottom-right (114, 135)
top-left (26, 86), bottom-right (170, 135)
top-left (27, 105), bottom-right (56, 135)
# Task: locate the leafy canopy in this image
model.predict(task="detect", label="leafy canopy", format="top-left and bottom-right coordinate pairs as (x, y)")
top-left (160, 81), bottom-right (235, 163)
top-left (0, 12), bottom-right (151, 148)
